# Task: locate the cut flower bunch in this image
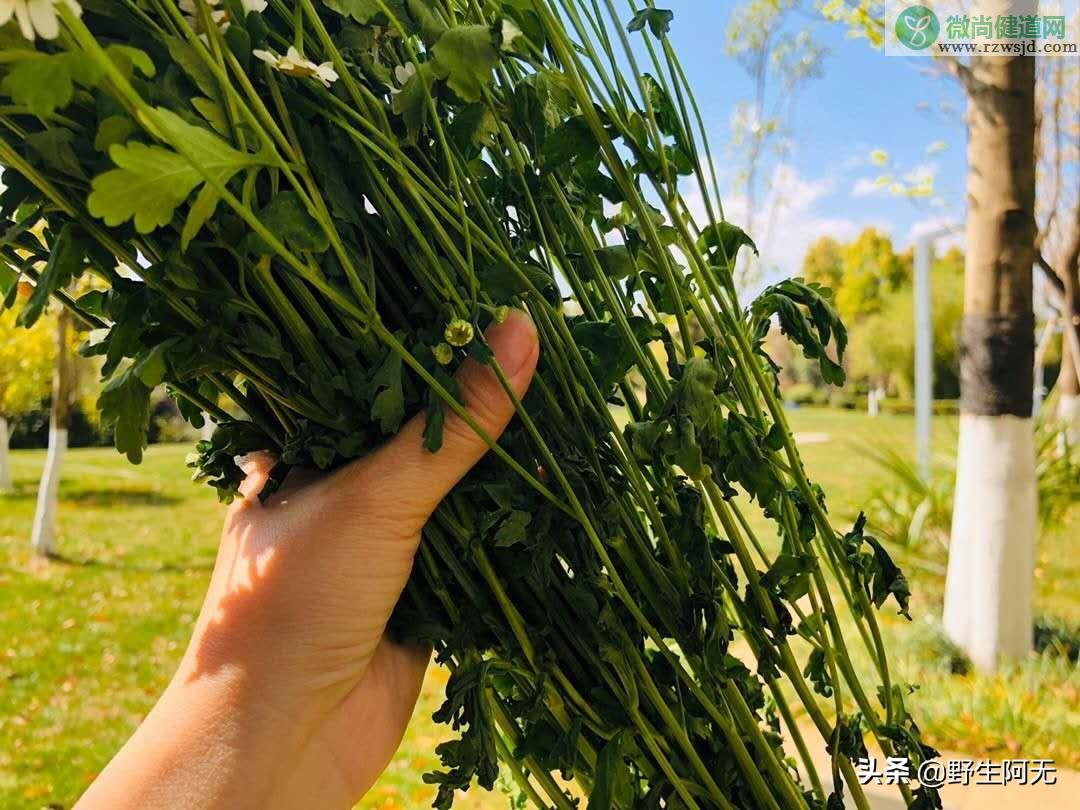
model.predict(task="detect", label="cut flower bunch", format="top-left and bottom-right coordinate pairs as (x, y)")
top-left (0, 1), bottom-right (941, 808)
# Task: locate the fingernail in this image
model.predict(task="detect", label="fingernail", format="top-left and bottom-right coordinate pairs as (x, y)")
top-left (485, 309), bottom-right (538, 378)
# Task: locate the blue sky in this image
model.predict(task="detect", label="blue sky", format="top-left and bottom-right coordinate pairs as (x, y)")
top-left (660, 3), bottom-right (970, 281)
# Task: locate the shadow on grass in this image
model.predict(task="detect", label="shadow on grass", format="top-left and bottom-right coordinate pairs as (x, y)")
top-left (46, 551), bottom-right (213, 574)
top-left (1034, 616), bottom-right (1080, 663)
top-left (0, 485), bottom-right (182, 508)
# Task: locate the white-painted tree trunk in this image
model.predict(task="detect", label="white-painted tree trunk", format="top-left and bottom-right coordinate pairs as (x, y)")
top-left (0, 416), bottom-right (11, 492)
top-left (30, 427), bottom-right (67, 558)
top-left (944, 414), bottom-right (1036, 670)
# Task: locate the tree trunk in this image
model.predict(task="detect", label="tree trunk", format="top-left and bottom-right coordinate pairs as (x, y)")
top-left (0, 415), bottom-right (11, 492)
top-left (944, 52), bottom-right (1037, 671)
top-left (30, 307), bottom-right (74, 558)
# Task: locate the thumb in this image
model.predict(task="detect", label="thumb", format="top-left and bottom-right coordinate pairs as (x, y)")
top-left (335, 309), bottom-right (539, 525)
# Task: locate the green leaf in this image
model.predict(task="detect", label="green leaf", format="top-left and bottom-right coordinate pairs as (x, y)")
top-left (697, 220), bottom-right (758, 264)
top-left (589, 245), bottom-right (635, 280)
top-left (98, 364), bottom-right (153, 464)
top-left (588, 732), bottom-right (631, 810)
top-left (25, 128), bottom-right (83, 177)
top-left (88, 143), bottom-right (202, 232)
top-left (391, 60), bottom-right (437, 142)
top-left (493, 509), bottom-right (531, 547)
top-left (627, 7), bottom-right (674, 38)
top-left (422, 398), bottom-right (445, 452)
top-left (191, 96), bottom-right (230, 136)
top-left (93, 116), bottom-right (138, 152)
top-left (106, 44), bottom-right (156, 79)
top-left (166, 37), bottom-right (220, 100)
top-left (322, 0), bottom-right (384, 23)
top-left (250, 191), bottom-right (330, 254)
top-left (88, 108), bottom-right (260, 233)
top-left (1, 52), bottom-right (100, 117)
top-left (370, 347), bottom-right (405, 433)
top-left (407, 0), bottom-right (448, 45)
top-left (431, 25), bottom-right (499, 103)
top-left (18, 222), bottom-right (86, 327)
top-left (181, 184), bottom-right (221, 250)
top-left (540, 116), bottom-right (594, 169)
top-left (750, 278), bottom-right (847, 386)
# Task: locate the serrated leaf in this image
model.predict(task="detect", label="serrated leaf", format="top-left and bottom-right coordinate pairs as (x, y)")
top-left (98, 364), bottom-right (153, 464)
top-left (88, 108), bottom-right (260, 233)
top-left (431, 25), bottom-right (499, 103)
top-left (1, 52), bottom-right (100, 117)
top-left (88, 143), bottom-right (202, 232)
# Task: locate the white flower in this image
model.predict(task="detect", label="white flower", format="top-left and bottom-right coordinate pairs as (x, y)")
top-left (0, 0), bottom-right (81, 41)
top-left (179, 0), bottom-right (228, 33)
top-left (178, 0), bottom-right (263, 35)
top-left (253, 46), bottom-right (338, 87)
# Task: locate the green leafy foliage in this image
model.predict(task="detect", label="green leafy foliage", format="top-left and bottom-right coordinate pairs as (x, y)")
top-left (751, 278), bottom-right (848, 386)
top-left (88, 108), bottom-right (262, 234)
top-left (0, 52), bottom-right (101, 117)
top-left (0, 4), bottom-right (933, 810)
top-left (627, 7), bottom-right (674, 38)
top-left (17, 222), bottom-right (87, 328)
top-left (432, 25), bottom-right (499, 102)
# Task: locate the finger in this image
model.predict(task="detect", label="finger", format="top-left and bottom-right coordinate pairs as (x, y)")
top-left (335, 309), bottom-right (539, 524)
top-left (235, 451), bottom-right (278, 500)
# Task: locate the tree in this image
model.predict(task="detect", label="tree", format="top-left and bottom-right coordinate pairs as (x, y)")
top-left (0, 290), bottom-right (56, 492)
top-left (801, 235), bottom-right (844, 291)
top-left (30, 304), bottom-right (76, 557)
top-left (943, 52), bottom-right (1037, 671)
top-left (848, 247), bottom-right (964, 398)
top-left (831, 1), bottom-right (1046, 671)
top-left (801, 227), bottom-right (909, 325)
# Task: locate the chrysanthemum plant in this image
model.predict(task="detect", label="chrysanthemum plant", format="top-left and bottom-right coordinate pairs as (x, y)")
top-left (0, 1), bottom-right (942, 808)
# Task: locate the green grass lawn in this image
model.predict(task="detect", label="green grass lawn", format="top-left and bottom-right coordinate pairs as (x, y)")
top-left (1, 409), bottom-right (1077, 809)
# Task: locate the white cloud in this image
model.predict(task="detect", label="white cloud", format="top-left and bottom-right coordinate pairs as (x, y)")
top-left (907, 215), bottom-right (963, 248)
top-left (851, 177), bottom-right (886, 198)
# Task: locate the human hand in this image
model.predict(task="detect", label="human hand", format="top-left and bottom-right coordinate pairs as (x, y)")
top-left (76, 311), bottom-right (539, 810)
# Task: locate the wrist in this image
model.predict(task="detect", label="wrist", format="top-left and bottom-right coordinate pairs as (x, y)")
top-left (78, 661), bottom-right (347, 810)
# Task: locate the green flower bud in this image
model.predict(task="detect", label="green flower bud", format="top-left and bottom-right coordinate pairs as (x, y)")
top-left (444, 318), bottom-right (474, 347)
top-left (492, 305), bottom-right (510, 324)
top-left (434, 342), bottom-right (454, 365)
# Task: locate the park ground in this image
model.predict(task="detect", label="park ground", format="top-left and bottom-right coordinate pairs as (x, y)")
top-left (1, 410), bottom-right (1078, 809)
